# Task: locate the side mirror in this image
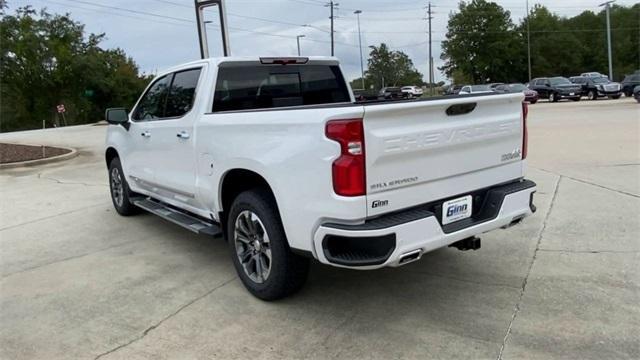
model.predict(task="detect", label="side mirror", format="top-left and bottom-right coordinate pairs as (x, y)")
top-left (105, 108), bottom-right (129, 129)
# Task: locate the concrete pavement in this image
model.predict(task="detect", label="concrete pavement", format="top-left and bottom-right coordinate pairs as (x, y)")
top-left (1, 98), bottom-right (638, 359)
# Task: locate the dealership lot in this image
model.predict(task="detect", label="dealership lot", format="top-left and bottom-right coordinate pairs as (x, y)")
top-left (1, 99), bottom-right (638, 359)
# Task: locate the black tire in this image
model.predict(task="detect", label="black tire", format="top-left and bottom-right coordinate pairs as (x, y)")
top-left (227, 189), bottom-right (310, 301)
top-left (108, 157), bottom-right (141, 216)
top-left (611, 95), bottom-right (621, 100)
top-left (530, 100), bottom-right (537, 104)
top-left (549, 92), bottom-right (558, 102)
top-left (587, 90), bottom-right (597, 100)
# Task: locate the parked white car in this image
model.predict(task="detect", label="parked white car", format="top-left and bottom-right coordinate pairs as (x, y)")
top-left (580, 72), bottom-right (608, 79)
top-left (105, 56), bottom-right (536, 300)
top-left (459, 85), bottom-right (495, 95)
top-left (401, 86), bottom-right (424, 98)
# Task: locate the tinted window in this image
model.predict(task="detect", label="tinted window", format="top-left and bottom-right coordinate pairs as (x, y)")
top-left (550, 77), bottom-right (571, 86)
top-left (165, 68), bottom-right (202, 118)
top-left (213, 65), bottom-right (350, 112)
top-left (133, 75), bottom-right (170, 121)
top-left (508, 84), bottom-right (527, 92)
top-left (471, 85), bottom-right (491, 91)
top-left (593, 77), bottom-right (609, 84)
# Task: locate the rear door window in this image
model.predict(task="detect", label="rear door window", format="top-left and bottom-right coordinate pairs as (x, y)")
top-left (212, 64), bottom-right (350, 112)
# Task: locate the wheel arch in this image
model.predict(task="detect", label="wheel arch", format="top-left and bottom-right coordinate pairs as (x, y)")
top-left (218, 168), bottom-right (279, 239)
top-left (105, 147), bottom-right (119, 167)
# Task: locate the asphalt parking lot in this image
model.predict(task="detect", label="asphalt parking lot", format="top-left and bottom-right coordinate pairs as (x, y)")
top-left (1, 98), bottom-right (638, 359)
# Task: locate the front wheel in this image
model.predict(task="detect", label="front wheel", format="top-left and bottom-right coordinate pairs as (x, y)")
top-left (587, 90), bottom-right (597, 100)
top-left (228, 189), bottom-right (310, 300)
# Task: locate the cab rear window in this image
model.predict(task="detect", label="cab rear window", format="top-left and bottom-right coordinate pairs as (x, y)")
top-left (212, 65), bottom-right (350, 112)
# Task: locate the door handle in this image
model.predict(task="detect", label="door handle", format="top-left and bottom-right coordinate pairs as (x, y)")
top-left (141, 131), bottom-right (151, 138)
top-left (177, 131), bottom-right (190, 140)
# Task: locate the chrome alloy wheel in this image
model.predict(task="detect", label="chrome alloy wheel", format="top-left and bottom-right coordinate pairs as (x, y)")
top-left (110, 167), bottom-right (124, 207)
top-left (234, 210), bottom-right (272, 284)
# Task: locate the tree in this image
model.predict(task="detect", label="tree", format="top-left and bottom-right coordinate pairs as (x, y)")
top-left (440, 0), bottom-right (525, 84)
top-left (364, 44), bottom-right (424, 90)
top-left (0, 6), bottom-right (150, 132)
top-left (518, 3), bottom-right (639, 81)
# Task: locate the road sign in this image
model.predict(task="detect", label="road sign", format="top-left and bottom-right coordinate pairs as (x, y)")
top-left (56, 104), bottom-right (66, 114)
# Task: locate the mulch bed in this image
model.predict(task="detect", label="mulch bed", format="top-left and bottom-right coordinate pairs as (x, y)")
top-left (0, 143), bottom-right (72, 164)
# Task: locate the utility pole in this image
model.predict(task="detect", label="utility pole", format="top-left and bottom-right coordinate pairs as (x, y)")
top-left (325, 1), bottom-right (338, 56)
top-left (526, 0), bottom-right (532, 82)
top-left (427, 3), bottom-right (434, 95)
top-left (599, 0), bottom-right (615, 80)
top-left (354, 10), bottom-right (365, 90)
top-left (296, 35), bottom-right (305, 56)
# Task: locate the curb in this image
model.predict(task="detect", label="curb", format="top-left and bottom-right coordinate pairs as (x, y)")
top-left (0, 145), bottom-right (79, 169)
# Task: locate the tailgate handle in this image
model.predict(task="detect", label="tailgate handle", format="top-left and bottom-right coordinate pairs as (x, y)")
top-left (446, 103), bottom-right (477, 116)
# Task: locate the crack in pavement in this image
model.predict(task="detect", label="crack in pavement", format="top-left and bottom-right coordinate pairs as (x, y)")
top-left (533, 167), bottom-right (639, 199)
top-left (538, 249), bottom-right (640, 254)
top-left (0, 241), bottom-right (133, 280)
top-left (497, 175), bottom-right (562, 360)
top-left (0, 202), bottom-right (109, 232)
top-left (406, 270), bottom-right (522, 290)
top-left (37, 173), bottom-right (107, 187)
top-left (93, 276), bottom-right (237, 360)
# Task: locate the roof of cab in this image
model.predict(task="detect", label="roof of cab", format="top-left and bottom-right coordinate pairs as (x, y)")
top-left (161, 56), bottom-right (340, 74)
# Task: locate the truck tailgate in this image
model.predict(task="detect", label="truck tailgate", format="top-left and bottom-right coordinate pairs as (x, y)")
top-left (363, 93), bottom-right (526, 216)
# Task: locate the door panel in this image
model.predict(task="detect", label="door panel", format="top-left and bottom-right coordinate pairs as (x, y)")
top-left (145, 68), bottom-right (203, 208)
top-left (124, 121), bottom-right (155, 190)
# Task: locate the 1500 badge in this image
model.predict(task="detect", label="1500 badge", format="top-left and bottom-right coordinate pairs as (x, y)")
top-left (501, 149), bottom-right (522, 162)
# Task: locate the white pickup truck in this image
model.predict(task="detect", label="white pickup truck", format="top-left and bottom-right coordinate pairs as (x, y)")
top-left (105, 56), bottom-right (536, 300)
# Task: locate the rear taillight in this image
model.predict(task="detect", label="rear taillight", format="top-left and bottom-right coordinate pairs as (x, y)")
top-left (522, 101), bottom-right (528, 160)
top-left (326, 119), bottom-right (366, 197)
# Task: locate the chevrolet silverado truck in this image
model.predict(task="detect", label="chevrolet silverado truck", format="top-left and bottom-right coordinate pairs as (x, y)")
top-left (105, 56), bottom-right (536, 300)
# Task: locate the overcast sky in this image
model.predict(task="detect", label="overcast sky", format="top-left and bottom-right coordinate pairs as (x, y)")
top-left (10, 0), bottom-right (638, 82)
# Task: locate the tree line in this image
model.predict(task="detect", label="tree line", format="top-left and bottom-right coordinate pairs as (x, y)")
top-left (1, 2), bottom-right (638, 131)
top-left (1, 6), bottom-right (150, 132)
top-left (441, 0), bottom-right (639, 84)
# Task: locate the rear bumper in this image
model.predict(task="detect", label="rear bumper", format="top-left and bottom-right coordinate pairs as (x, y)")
top-left (313, 179), bottom-right (536, 269)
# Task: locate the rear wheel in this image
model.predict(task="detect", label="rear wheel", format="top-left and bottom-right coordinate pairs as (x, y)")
top-left (227, 189), bottom-right (309, 300)
top-left (549, 92), bottom-right (558, 102)
top-left (108, 158), bottom-right (140, 216)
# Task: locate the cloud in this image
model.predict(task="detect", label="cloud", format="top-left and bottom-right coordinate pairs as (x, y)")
top-left (10, 0), bottom-right (637, 82)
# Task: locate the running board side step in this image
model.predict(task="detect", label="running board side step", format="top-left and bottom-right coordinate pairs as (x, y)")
top-left (133, 198), bottom-right (222, 237)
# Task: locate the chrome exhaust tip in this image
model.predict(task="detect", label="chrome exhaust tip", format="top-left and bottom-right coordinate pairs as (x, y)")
top-left (398, 250), bottom-right (422, 265)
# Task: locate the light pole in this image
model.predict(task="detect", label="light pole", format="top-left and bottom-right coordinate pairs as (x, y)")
top-left (354, 10), bottom-right (365, 90)
top-left (599, 0), bottom-right (615, 80)
top-left (203, 20), bottom-right (213, 56)
top-left (296, 35), bottom-right (305, 56)
top-left (526, 0), bottom-right (532, 82)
